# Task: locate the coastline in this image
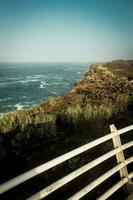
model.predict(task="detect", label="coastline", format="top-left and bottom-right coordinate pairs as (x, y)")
top-left (0, 60), bottom-right (133, 151)
top-left (0, 59), bottom-right (133, 199)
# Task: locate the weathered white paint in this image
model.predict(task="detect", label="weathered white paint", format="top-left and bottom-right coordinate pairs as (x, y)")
top-left (0, 130), bottom-right (118, 194)
top-left (68, 157), bottom-right (133, 200)
top-left (110, 124), bottom-right (130, 180)
top-left (0, 124), bottom-right (132, 198)
top-left (118, 125), bottom-right (133, 135)
top-left (97, 172), bottom-right (133, 200)
top-left (26, 140), bottom-right (133, 200)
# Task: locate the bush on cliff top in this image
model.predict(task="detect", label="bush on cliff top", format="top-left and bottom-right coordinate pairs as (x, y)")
top-left (0, 63), bottom-right (132, 158)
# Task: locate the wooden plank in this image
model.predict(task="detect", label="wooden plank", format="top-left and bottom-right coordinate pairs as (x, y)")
top-left (67, 157), bottom-right (133, 200)
top-left (123, 141), bottom-right (133, 150)
top-left (97, 172), bottom-right (133, 200)
top-left (26, 140), bottom-right (133, 200)
top-left (0, 131), bottom-right (117, 194)
top-left (26, 147), bottom-right (120, 200)
top-left (0, 125), bottom-right (132, 195)
top-left (118, 125), bottom-right (133, 136)
top-left (110, 124), bottom-right (131, 181)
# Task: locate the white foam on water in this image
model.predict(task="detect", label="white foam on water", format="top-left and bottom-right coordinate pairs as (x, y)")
top-left (51, 91), bottom-right (58, 96)
top-left (53, 82), bottom-right (60, 85)
top-left (39, 84), bottom-right (44, 88)
top-left (39, 81), bottom-right (48, 89)
top-left (0, 82), bottom-right (9, 86)
top-left (53, 81), bottom-right (69, 86)
top-left (53, 75), bottom-right (64, 80)
top-left (6, 77), bottom-right (22, 81)
top-left (26, 75), bottom-right (47, 79)
top-left (63, 67), bottom-right (74, 71)
top-left (25, 101), bottom-right (33, 105)
top-left (0, 79), bottom-right (38, 85)
top-left (19, 79), bottom-right (38, 83)
top-left (0, 97), bottom-right (12, 102)
top-left (2, 75), bottom-right (47, 85)
top-left (8, 105), bottom-right (13, 107)
top-left (14, 103), bottom-right (25, 110)
top-left (77, 72), bottom-right (83, 75)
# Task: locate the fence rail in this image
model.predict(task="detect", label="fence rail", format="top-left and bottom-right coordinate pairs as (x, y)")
top-left (0, 124), bottom-right (133, 200)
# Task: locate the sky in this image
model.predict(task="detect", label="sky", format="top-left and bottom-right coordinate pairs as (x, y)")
top-left (0, 0), bottom-right (133, 62)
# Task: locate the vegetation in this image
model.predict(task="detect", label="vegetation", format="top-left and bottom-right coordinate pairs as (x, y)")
top-left (0, 60), bottom-right (133, 159)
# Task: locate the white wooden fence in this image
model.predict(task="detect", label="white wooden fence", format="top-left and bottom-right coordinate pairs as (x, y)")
top-left (0, 124), bottom-right (133, 199)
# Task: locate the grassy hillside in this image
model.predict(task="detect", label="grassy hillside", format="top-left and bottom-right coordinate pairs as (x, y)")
top-left (0, 60), bottom-right (133, 159)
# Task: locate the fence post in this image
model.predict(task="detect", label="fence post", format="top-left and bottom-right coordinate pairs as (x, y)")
top-left (110, 124), bottom-right (131, 183)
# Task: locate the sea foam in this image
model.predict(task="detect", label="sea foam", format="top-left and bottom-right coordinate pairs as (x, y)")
top-left (14, 103), bottom-right (25, 110)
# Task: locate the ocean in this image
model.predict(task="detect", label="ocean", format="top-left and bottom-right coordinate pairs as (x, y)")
top-left (0, 63), bottom-right (89, 114)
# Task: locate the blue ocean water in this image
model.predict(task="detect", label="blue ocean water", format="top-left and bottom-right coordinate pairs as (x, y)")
top-left (0, 63), bottom-right (89, 114)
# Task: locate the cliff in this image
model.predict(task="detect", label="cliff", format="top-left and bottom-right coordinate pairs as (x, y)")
top-left (0, 59), bottom-right (133, 200)
top-left (0, 60), bottom-right (133, 159)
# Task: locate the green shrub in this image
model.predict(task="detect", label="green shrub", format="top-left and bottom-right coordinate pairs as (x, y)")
top-left (33, 113), bottom-right (57, 137)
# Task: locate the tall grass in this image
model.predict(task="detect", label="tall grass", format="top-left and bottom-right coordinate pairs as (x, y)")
top-left (0, 65), bottom-right (132, 158)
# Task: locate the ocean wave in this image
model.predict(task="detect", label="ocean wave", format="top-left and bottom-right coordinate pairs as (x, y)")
top-left (39, 81), bottom-right (48, 89)
top-left (19, 79), bottom-right (38, 83)
top-left (0, 97), bottom-right (12, 102)
top-left (53, 81), bottom-right (70, 86)
top-left (53, 82), bottom-right (61, 85)
top-left (2, 75), bottom-right (47, 85)
top-left (7, 105), bottom-right (13, 108)
top-left (0, 63), bottom-right (88, 114)
top-left (0, 79), bottom-right (38, 85)
top-left (39, 84), bottom-right (44, 89)
top-left (24, 101), bottom-right (33, 105)
top-left (5, 75), bottom-right (45, 80)
top-left (6, 77), bottom-right (22, 81)
top-left (63, 67), bottom-right (74, 71)
top-left (26, 75), bottom-right (47, 79)
top-left (14, 103), bottom-right (25, 110)
top-left (51, 91), bottom-right (58, 96)
top-left (0, 82), bottom-right (9, 86)
top-left (77, 72), bottom-right (83, 75)
top-left (13, 101), bottom-right (35, 110)
top-left (53, 75), bottom-right (64, 80)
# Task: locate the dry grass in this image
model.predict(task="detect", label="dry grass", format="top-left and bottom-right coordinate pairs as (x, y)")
top-left (0, 63), bottom-right (132, 158)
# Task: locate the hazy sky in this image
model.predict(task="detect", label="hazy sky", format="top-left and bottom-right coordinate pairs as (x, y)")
top-left (0, 0), bottom-right (133, 62)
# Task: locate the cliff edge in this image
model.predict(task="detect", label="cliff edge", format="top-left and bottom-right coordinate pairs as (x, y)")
top-left (0, 60), bottom-right (133, 158)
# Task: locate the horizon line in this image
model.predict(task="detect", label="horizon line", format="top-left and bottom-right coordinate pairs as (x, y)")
top-left (0, 59), bottom-right (131, 64)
